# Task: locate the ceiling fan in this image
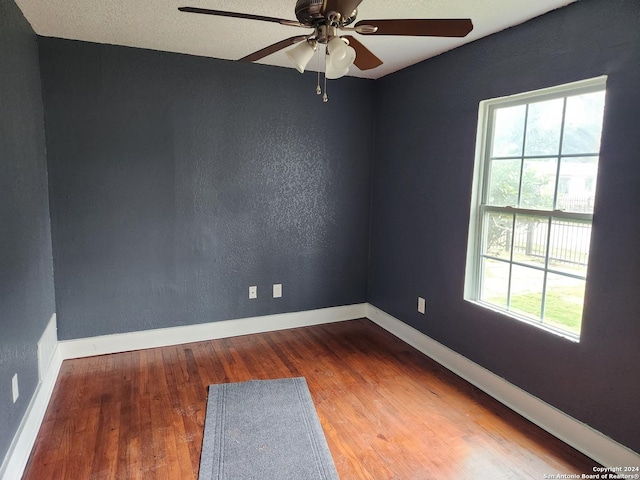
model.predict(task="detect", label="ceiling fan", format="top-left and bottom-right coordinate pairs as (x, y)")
top-left (179, 0), bottom-right (473, 101)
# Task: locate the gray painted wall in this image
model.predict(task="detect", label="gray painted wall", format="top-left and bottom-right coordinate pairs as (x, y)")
top-left (0, 0), bottom-right (56, 466)
top-left (38, 39), bottom-right (374, 340)
top-left (369, 0), bottom-right (640, 453)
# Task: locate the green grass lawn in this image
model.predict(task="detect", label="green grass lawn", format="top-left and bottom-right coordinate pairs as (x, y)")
top-left (488, 285), bottom-right (584, 335)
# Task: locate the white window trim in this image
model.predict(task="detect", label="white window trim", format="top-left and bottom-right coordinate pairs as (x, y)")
top-left (464, 76), bottom-right (607, 341)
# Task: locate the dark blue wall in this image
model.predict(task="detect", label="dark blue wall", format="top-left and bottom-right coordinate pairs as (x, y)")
top-left (369, 0), bottom-right (640, 453)
top-left (0, 0), bottom-right (56, 466)
top-left (38, 39), bottom-right (374, 340)
top-left (4, 0), bottom-right (637, 465)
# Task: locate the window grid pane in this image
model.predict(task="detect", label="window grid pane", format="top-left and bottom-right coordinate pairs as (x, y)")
top-left (520, 158), bottom-right (557, 210)
top-left (509, 265), bottom-right (545, 320)
top-left (524, 98), bottom-right (564, 156)
top-left (480, 258), bottom-right (510, 308)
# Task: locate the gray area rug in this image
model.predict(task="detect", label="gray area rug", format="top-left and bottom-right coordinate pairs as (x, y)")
top-left (198, 377), bottom-right (340, 480)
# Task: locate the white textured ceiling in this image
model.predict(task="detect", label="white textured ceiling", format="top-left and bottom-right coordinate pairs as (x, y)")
top-left (15, 0), bottom-right (577, 79)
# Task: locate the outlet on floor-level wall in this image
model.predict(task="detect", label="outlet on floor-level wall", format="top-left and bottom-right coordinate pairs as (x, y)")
top-left (248, 284), bottom-right (283, 299)
top-left (12, 373), bottom-right (19, 403)
top-left (418, 297), bottom-right (426, 314)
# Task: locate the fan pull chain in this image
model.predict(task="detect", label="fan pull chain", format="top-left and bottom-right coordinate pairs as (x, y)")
top-left (323, 74), bottom-right (328, 102)
top-left (322, 47), bottom-right (329, 102)
top-left (316, 47), bottom-right (322, 95)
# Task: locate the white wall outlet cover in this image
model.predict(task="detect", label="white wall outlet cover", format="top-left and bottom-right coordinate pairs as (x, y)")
top-left (12, 373), bottom-right (19, 403)
top-left (418, 297), bottom-right (426, 314)
top-left (249, 286), bottom-right (257, 299)
top-left (273, 284), bottom-right (282, 298)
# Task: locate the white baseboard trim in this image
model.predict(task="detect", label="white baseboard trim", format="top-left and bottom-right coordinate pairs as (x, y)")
top-left (59, 303), bottom-right (368, 360)
top-left (37, 314), bottom-right (58, 382)
top-left (365, 303), bottom-right (640, 469)
top-left (1, 331), bottom-right (62, 480)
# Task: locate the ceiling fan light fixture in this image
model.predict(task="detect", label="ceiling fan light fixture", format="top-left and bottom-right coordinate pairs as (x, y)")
top-left (326, 35), bottom-right (356, 74)
top-left (286, 40), bottom-right (317, 73)
top-left (327, 36), bottom-right (348, 59)
top-left (327, 44), bottom-right (356, 77)
top-left (325, 63), bottom-right (350, 79)
top-left (325, 48), bottom-right (353, 79)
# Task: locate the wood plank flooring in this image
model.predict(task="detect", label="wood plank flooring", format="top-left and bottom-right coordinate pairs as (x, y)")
top-left (23, 319), bottom-right (599, 479)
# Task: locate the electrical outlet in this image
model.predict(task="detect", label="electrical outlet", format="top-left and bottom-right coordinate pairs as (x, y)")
top-left (273, 283), bottom-right (282, 298)
top-left (418, 297), bottom-right (426, 314)
top-left (12, 374), bottom-right (19, 403)
top-left (249, 286), bottom-right (257, 299)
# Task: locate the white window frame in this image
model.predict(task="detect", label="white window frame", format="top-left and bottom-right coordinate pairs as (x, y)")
top-left (464, 76), bottom-right (607, 341)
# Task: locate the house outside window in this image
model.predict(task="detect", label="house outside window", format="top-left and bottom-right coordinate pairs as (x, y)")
top-left (465, 77), bottom-right (607, 340)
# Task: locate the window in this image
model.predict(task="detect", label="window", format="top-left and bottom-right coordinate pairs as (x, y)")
top-left (465, 77), bottom-right (607, 339)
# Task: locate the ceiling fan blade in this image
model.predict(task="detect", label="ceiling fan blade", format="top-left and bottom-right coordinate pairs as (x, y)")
top-left (324, 0), bottom-right (364, 18)
top-left (178, 7), bottom-right (303, 27)
top-left (239, 36), bottom-right (309, 63)
top-left (342, 36), bottom-right (382, 71)
top-left (355, 19), bottom-right (473, 37)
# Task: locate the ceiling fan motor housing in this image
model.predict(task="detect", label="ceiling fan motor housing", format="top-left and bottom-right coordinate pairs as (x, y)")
top-left (295, 0), bottom-right (324, 25)
top-left (295, 0), bottom-right (357, 27)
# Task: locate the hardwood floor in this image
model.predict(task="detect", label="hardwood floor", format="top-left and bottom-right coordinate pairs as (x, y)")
top-left (23, 319), bottom-right (598, 479)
